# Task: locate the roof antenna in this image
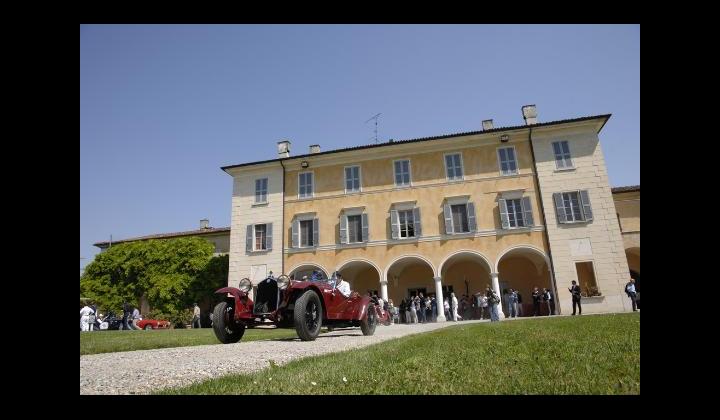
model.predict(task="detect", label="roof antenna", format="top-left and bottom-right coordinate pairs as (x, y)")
top-left (365, 113), bottom-right (381, 143)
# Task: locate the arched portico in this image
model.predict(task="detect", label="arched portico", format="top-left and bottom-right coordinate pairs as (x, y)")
top-left (438, 250), bottom-right (494, 320)
top-left (495, 245), bottom-right (553, 317)
top-left (288, 263), bottom-right (330, 281)
top-left (385, 255), bottom-right (437, 318)
top-left (336, 259), bottom-right (383, 299)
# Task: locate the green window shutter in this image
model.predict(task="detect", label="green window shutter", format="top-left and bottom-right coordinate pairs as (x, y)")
top-left (413, 207), bottom-right (422, 237)
top-left (312, 218), bottom-right (319, 246)
top-left (521, 196), bottom-right (534, 227)
top-left (390, 210), bottom-right (399, 240)
top-left (579, 190), bottom-right (593, 222)
top-left (443, 203), bottom-right (454, 234)
top-left (246, 225), bottom-right (253, 252)
top-left (553, 193), bottom-right (567, 224)
top-left (499, 199), bottom-right (510, 229)
top-left (291, 219), bottom-right (299, 248)
top-left (339, 214), bottom-right (348, 244)
top-left (361, 213), bottom-right (369, 242)
top-left (266, 223), bottom-right (273, 250)
top-left (467, 202), bottom-right (477, 232)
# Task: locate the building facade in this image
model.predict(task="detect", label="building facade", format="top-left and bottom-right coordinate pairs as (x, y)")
top-left (220, 106), bottom-right (637, 318)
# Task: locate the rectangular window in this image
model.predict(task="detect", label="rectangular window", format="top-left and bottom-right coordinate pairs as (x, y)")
top-left (394, 160), bottom-right (411, 187)
top-left (451, 204), bottom-right (469, 233)
top-left (255, 178), bottom-right (268, 203)
top-left (299, 220), bottom-right (314, 247)
top-left (398, 209), bottom-right (416, 238)
top-left (254, 224), bottom-right (267, 251)
top-left (298, 172), bottom-right (314, 198)
top-left (575, 261), bottom-right (600, 296)
top-left (505, 198), bottom-right (526, 228)
top-left (347, 214), bottom-right (363, 243)
top-left (552, 141), bottom-right (573, 169)
top-left (445, 153), bottom-right (463, 180)
top-left (345, 166), bottom-right (361, 193)
top-left (562, 192), bottom-right (583, 222)
top-left (497, 147), bottom-right (518, 176)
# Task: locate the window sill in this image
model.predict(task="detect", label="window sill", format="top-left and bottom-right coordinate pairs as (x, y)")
top-left (251, 202), bottom-right (269, 207)
top-left (247, 249), bottom-right (271, 254)
top-left (559, 220), bottom-right (591, 225)
top-left (440, 231), bottom-right (475, 239)
top-left (497, 226), bottom-right (534, 235)
top-left (499, 172), bottom-right (520, 177)
top-left (389, 237), bottom-right (420, 243)
top-left (289, 246), bottom-right (318, 253)
top-left (338, 242), bottom-right (368, 249)
top-left (297, 196), bottom-right (315, 201)
top-left (554, 167), bottom-right (576, 173)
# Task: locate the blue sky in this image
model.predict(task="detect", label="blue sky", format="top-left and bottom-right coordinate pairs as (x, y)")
top-left (80, 24), bottom-right (639, 272)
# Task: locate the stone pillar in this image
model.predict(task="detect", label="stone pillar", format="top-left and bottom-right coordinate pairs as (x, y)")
top-left (380, 280), bottom-right (388, 302)
top-left (434, 276), bottom-right (446, 322)
top-left (491, 272), bottom-right (505, 319)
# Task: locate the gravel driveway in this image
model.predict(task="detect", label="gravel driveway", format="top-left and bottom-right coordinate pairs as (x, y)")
top-left (80, 319), bottom-right (488, 395)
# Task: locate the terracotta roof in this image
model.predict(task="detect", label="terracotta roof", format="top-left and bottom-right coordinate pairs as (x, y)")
top-left (94, 227), bottom-right (230, 248)
top-left (221, 114), bottom-right (612, 171)
top-left (611, 185), bottom-right (640, 193)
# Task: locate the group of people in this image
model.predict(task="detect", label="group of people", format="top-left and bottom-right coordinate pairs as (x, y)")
top-left (384, 286), bottom-right (506, 324)
top-left (79, 301), bottom-right (143, 331)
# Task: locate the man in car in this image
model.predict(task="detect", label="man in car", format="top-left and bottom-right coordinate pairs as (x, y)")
top-left (333, 272), bottom-right (352, 298)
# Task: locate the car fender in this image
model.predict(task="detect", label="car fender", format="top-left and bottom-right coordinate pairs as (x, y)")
top-left (351, 296), bottom-right (373, 320)
top-left (215, 286), bottom-right (253, 314)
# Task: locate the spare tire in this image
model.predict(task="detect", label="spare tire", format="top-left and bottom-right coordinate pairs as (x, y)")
top-left (212, 301), bottom-right (245, 344)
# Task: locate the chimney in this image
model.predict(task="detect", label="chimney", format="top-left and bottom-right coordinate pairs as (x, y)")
top-left (277, 140), bottom-right (291, 158)
top-left (521, 105), bottom-right (538, 125)
top-left (482, 119), bottom-right (494, 130)
top-left (200, 219), bottom-right (209, 229)
top-left (309, 144), bottom-right (321, 154)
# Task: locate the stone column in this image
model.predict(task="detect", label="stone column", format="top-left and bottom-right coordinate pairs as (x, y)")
top-left (491, 272), bottom-right (505, 319)
top-left (434, 276), bottom-right (446, 322)
top-left (380, 280), bottom-right (388, 302)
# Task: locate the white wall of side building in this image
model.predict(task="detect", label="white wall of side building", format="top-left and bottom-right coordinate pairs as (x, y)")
top-left (532, 121), bottom-right (632, 314)
top-left (226, 163), bottom-right (285, 298)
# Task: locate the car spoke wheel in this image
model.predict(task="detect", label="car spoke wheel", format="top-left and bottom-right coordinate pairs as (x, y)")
top-left (360, 303), bottom-right (377, 336)
top-left (212, 301), bottom-right (245, 344)
top-left (294, 291), bottom-right (323, 341)
top-left (144, 324), bottom-right (152, 330)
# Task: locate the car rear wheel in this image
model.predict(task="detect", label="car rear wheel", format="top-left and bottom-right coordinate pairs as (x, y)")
top-left (294, 291), bottom-right (323, 341)
top-left (213, 301), bottom-right (245, 344)
top-left (144, 324), bottom-right (153, 330)
top-left (360, 303), bottom-right (377, 336)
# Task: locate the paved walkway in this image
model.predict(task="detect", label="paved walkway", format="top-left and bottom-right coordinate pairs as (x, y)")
top-left (80, 319), bottom-right (492, 394)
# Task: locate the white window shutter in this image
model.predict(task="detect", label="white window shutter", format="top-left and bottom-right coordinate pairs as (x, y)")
top-left (499, 199), bottom-right (510, 229)
top-left (265, 223), bottom-right (273, 250)
top-left (413, 207), bottom-right (422, 237)
top-left (291, 219), bottom-right (299, 248)
top-left (339, 214), bottom-right (348, 244)
top-left (246, 225), bottom-right (253, 252)
top-left (390, 210), bottom-right (399, 240)
top-left (313, 218), bottom-right (319, 246)
top-left (579, 190), bottom-right (593, 222)
top-left (521, 197), bottom-right (534, 227)
top-left (361, 213), bottom-right (369, 242)
top-left (467, 202), bottom-right (477, 232)
top-left (553, 193), bottom-right (567, 224)
top-left (443, 203), bottom-right (453, 234)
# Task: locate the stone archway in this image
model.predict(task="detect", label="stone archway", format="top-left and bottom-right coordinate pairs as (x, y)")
top-left (385, 255), bottom-right (436, 321)
top-left (336, 259), bottom-right (382, 298)
top-left (438, 250), bottom-right (493, 320)
top-left (495, 245), bottom-right (553, 317)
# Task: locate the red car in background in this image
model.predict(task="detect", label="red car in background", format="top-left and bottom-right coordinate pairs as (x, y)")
top-left (136, 319), bottom-right (171, 330)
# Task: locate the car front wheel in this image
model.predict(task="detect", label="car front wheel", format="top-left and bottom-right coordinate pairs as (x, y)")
top-left (294, 291), bottom-right (323, 341)
top-left (212, 301), bottom-right (245, 344)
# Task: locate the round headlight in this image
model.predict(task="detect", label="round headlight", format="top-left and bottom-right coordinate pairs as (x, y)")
top-left (239, 278), bottom-right (252, 293)
top-left (277, 274), bottom-right (290, 290)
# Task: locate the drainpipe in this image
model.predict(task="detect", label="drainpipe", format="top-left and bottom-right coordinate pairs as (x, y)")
top-left (527, 127), bottom-right (561, 315)
top-left (279, 160), bottom-right (286, 275)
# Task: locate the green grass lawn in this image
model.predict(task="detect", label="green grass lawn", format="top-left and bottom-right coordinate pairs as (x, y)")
top-left (159, 313), bottom-right (640, 395)
top-left (80, 327), bottom-right (310, 355)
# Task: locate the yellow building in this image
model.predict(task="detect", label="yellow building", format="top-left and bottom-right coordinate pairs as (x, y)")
top-left (613, 185), bottom-right (640, 290)
top-left (222, 105), bottom-right (638, 318)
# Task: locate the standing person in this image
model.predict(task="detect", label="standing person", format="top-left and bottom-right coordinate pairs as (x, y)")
top-left (417, 293), bottom-right (426, 323)
top-left (506, 289), bottom-right (517, 318)
top-left (625, 278), bottom-right (638, 312)
top-left (80, 304), bottom-right (94, 331)
top-left (192, 303), bottom-right (201, 328)
top-left (569, 280), bottom-right (582, 315)
top-left (443, 297), bottom-right (450, 321)
top-left (399, 299), bottom-right (407, 324)
top-left (486, 286), bottom-right (500, 322)
top-left (532, 287), bottom-right (542, 316)
top-left (403, 299), bottom-right (410, 324)
top-left (88, 303), bottom-right (98, 331)
top-left (431, 295), bottom-right (437, 322)
top-left (463, 295), bottom-right (472, 321)
top-left (515, 290), bottom-right (523, 317)
top-left (543, 288), bottom-right (553, 316)
top-left (451, 293), bottom-right (461, 321)
top-left (121, 302), bottom-right (132, 331)
top-left (131, 306), bottom-right (142, 330)
top-left (478, 294), bottom-right (488, 320)
top-left (409, 297), bottom-right (417, 324)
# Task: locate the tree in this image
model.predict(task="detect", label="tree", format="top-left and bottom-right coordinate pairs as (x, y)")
top-left (80, 237), bottom-right (227, 320)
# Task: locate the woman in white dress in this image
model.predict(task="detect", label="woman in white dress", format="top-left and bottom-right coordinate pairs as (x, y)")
top-left (451, 293), bottom-right (461, 321)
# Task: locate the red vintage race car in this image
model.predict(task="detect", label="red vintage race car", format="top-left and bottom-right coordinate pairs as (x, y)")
top-left (136, 319), bottom-right (171, 330)
top-left (212, 273), bottom-right (389, 343)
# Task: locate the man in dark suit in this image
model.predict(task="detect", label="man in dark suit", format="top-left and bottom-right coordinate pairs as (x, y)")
top-left (569, 280), bottom-right (582, 315)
